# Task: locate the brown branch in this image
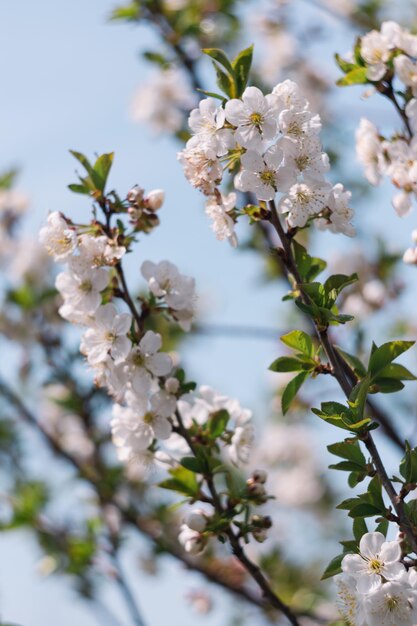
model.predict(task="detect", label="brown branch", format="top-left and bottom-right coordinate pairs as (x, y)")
top-left (266, 201), bottom-right (417, 553)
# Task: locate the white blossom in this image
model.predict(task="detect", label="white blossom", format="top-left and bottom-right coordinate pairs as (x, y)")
top-left (39, 211), bottom-right (77, 261)
top-left (342, 532), bottom-right (404, 593)
top-left (177, 136), bottom-right (222, 195)
top-left (235, 145), bottom-right (295, 201)
top-left (55, 256), bottom-right (109, 323)
top-left (205, 192), bottom-right (237, 247)
top-left (225, 86), bottom-right (279, 150)
top-left (229, 423), bottom-right (255, 466)
top-left (131, 68), bottom-right (195, 134)
top-left (126, 331), bottom-right (172, 394)
top-left (188, 98), bottom-right (233, 156)
top-left (355, 118), bottom-right (385, 186)
top-left (78, 234), bottom-right (125, 266)
top-left (364, 580), bottom-right (417, 626)
top-left (360, 29), bottom-right (391, 81)
top-left (80, 303), bottom-right (132, 366)
top-left (279, 181), bottom-right (331, 227)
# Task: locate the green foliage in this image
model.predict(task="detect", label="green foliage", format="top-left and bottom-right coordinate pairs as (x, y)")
top-left (292, 241), bottom-right (326, 283)
top-left (270, 330), bottom-right (318, 414)
top-left (0, 168), bottom-right (18, 190)
top-left (400, 441), bottom-right (417, 484)
top-left (159, 466), bottom-right (199, 497)
top-left (337, 66), bottom-right (368, 86)
top-left (109, 3), bottom-right (140, 21)
top-left (68, 150), bottom-right (114, 197)
top-left (7, 481), bottom-right (48, 528)
top-left (203, 45), bottom-right (253, 99)
top-left (312, 401), bottom-right (371, 434)
top-left (295, 273), bottom-right (358, 329)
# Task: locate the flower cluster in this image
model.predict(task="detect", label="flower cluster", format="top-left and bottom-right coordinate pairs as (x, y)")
top-left (38, 208), bottom-right (197, 473)
top-left (353, 23), bottom-right (417, 225)
top-left (179, 81), bottom-right (355, 241)
top-left (131, 68), bottom-right (196, 134)
top-left (337, 532), bottom-right (417, 626)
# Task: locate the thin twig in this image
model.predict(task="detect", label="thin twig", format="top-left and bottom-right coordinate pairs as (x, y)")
top-left (267, 201), bottom-right (417, 554)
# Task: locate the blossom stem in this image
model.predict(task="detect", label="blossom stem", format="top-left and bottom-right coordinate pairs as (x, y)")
top-left (267, 199), bottom-right (417, 554)
top-left (174, 410), bottom-right (303, 625)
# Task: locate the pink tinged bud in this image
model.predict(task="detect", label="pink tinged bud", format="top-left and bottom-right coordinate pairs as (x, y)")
top-left (252, 469), bottom-right (267, 484)
top-left (127, 187), bottom-right (144, 204)
top-left (146, 189), bottom-right (165, 211)
top-left (185, 510), bottom-right (207, 532)
top-left (165, 377), bottom-right (180, 394)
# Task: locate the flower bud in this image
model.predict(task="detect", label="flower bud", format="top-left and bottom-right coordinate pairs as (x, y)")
top-left (127, 187), bottom-right (144, 204)
top-left (247, 480), bottom-right (266, 498)
top-left (165, 377), bottom-right (180, 394)
top-left (146, 189), bottom-right (165, 211)
top-left (252, 469), bottom-right (267, 484)
top-left (252, 528), bottom-right (268, 543)
top-left (185, 509), bottom-right (207, 533)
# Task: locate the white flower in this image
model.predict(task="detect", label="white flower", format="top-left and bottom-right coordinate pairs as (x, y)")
top-left (111, 390), bottom-right (172, 462)
top-left (393, 192), bottom-right (413, 217)
top-left (406, 99), bottom-right (417, 133)
top-left (126, 331), bottom-right (172, 394)
top-left (56, 256), bottom-right (109, 323)
top-left (279, 181), bottom-right (331, 227)
top-left (80, 303), bottom-right (132, 366)
top-left (184, 509), bottom-right (207, 532)
top-left (403, 246), bottom-right (417, 265)
top-left (205, 192), bottom-right (237, 247)
top-left (78, 234), bottom-right (125, 266)
top-left (39, 211), bottom-right (77, 261)
top-left (141, 260), bottom-right (195, 315)
top-left (229, 423), bottom-right (255, 466)
top-left (278, 108), bottom-right (321, 142)
top-left (189, 98), bottom-right (233, 156)
top-left (336, 575), bottom-right (367, 626)
top-left (235, 145), bottom-right (295, 201)
top-left (178, 524), bottom-right (206, 555)
top-left (131, 68), bottom-right (195, 134)
top-left (364, 580), bottom-right (417, 626)
top-left (150, 389), bottom-right (177, 419)
top-left (178, 136), bottom-right (222, 195)
top-left (355, 118), bottom-right (385, 185)
top-left (225, 86), bottom-right (279, 150)
top-left (316, 183), bottom-right (355, 237)
top-left (394, 55), bottom-right (417, 94)
top-left (361, 29), bottom-right (391, 81)
top-left (145, 189), bottom-right (165, 211)
top-left (342, 532), bottom-right (404, 593)
top-left (272, 79), bottom-right (308, 112)
top-left (282, 135), bottom-right (329, 180)
top-left (0, 189), bottom-right (29, 218)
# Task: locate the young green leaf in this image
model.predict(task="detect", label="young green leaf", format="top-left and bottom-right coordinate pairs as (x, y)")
top-left (280, 330), bottom-right (314, 357)
top-left (232, 45), bottom-right (254, 96)
top-left (368, 341), bottom-right (415, 378)
top-left (281, 371), bottom-right (310, 414)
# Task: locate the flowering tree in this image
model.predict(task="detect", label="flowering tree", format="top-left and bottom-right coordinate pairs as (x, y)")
top-left (4, 2), bottom-right (417, 626)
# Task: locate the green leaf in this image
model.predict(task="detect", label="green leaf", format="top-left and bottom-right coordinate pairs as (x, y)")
top-left (159, 466), bottom-right (199, 497)
top-left (269, 356), bottom-right (314, 373)
top-left (232, 45), bottom-right (254, 96)
top-left (93, 152), bottom-right (114, 192)
top-left (0, 168), bottom-right (18, 190)
top-left (335, 53), bottom-right (357, 73)
top-left (337, 66), bottom-right (368, 86)
top-left (321, 553), bottom-right (343, 580)
top-left (349, 503), bottom-right (383, 518)
top-left (282, 371), bottom-right (309, 414)
top-left (353, 517), bottom-right (368, 541)
top-left (400, 441), bottom-right (417, 483)
top-left (180, 456), bottom-right (206, 474)
top-left (70, 150), bottom-right (94, 176)
top-left (329, 460), bottom-right (369, 472)
top-left (212, 62), bottom-right (235, 98)
top-left (335, 347), bottom-right (367, 378)
top-left (143, 51), bottom-right (170, 68)
top-left (327, 441), bottom-right (366, 467)
top-left (377, 363), bottom-right (417, 381)
top-left (68, 183), bottom-right (90, 195)
top-left (280, 330), bottom-right (314, 357)
top-left (324, 274), bottom-right (358, 298)
top-left (292, 240), bottom-right (326, 282)
top-left (371, 378), bottom-right (404, 394)
top-left (109, 3), bottom-right (140, 21)
top-left (203, 48), bottom-right (234, 76)
top-left (368, 341), bottom-right (415, 378)
top-left (208, 409), bottom-right (230, 438)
